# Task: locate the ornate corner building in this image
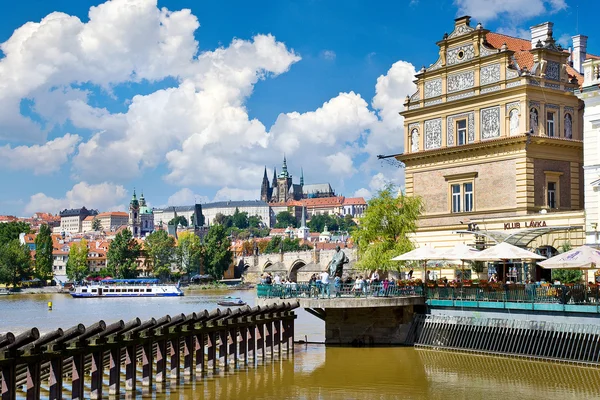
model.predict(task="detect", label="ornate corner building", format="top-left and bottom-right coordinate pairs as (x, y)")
top-left (392, 16), bottom-right (597, 281)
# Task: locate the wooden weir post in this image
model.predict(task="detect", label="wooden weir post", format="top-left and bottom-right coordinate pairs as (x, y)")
top-left (0, 302), bottom-right (300, 400)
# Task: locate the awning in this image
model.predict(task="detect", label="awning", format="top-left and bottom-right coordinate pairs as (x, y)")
top-left (456, 226), bottom-right (582, 248)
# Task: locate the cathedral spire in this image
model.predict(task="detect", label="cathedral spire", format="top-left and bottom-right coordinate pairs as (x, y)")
top-left (300, 167), bottom-right (304, 186)
top-left (263, 166), bottom-right (268, 180)
top-left (280, 154), bottom-right (289, 178)
top-left (272, 166), bottom-right (278, 187)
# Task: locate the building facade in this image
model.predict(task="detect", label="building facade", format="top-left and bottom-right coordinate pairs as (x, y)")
top-left (96, 212), bottom-right (129, 232)
top-left (58, 207), bottom-right (98, 234)
top-left (202, 200), bottom-right (270, 227)
top-left (393, 17), bottom-right (594, 281)
top-left (577, 57), bottom-right (600, 246)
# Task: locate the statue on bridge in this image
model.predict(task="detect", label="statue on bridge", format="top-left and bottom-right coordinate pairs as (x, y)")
top-left (328, 246), bottom-right (349, 277)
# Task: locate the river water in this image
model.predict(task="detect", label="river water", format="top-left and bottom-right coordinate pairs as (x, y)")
top-left (1, 290), bottom-right (600, 399)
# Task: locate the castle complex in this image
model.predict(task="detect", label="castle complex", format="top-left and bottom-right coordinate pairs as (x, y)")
top-left (260, 156), bottom-right (335, 203)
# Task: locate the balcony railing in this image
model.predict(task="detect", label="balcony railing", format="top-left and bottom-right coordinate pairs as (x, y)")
top-left (256, 282), bottom-right (424, 299)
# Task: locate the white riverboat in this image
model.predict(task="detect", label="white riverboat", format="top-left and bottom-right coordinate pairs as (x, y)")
top-left (70, 278), bottom-right (184, 298)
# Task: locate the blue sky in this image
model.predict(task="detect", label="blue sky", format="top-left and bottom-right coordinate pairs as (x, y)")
top-left (0, 0), bottom-right (597, 216)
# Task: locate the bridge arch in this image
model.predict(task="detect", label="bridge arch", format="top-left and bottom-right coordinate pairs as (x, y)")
top-left (289, 259), bottom-right (307, 282)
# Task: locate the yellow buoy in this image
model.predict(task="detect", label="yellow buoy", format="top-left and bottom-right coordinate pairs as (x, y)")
top-left (48, 301), bottom-right (53, 311)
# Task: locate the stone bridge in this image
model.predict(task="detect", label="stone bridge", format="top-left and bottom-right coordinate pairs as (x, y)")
top-left (238, 248), bottom-right (358, 283)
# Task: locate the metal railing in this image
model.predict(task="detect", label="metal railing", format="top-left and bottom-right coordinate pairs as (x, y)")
top-left (426, 284), bottom-right (600, 304)
top-left (256, 282), bottom-right (424, 299)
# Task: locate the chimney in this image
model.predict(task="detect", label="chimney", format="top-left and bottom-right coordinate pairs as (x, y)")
top-left (530, 22), bottom-right (554, 49)
top-left (572, 34), bottom-right (588, 74)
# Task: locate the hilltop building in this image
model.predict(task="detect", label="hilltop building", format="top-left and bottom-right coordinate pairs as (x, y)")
top-left (58, 207), bottom-right (98, 233)
top-left (390, 17), bottom-right (596, 281)
top-left (260, 156), bottom-right (335, 203)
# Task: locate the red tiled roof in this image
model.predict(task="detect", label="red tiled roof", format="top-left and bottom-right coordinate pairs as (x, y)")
top-left (301, 196), bottom-right (345, 207)
top-left (485, 32), bottom-right (598, 86)
top-left (0, 215), bottom-right (18, 222)
top-left (83, 216), bottom-right (95, 221)
top-left (342, 197), bottom-right (366, 205)
top-left (97, 212), bottom-right (128, 218)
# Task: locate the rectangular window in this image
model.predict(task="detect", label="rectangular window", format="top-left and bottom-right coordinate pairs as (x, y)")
top-left (547, 182), bottom-right (556, 208)
top-left (464, 183), bottom-right (473, 212)
top-left (451, 184), bottom-right (461, 213)
top-left (546, 112), bottom-right (555, 137)
top-left (457, 119), bottom-right (467, 145)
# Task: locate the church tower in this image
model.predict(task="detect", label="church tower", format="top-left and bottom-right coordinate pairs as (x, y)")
top-left (276, 155), bottom-right (293, 203)
top-left (128, 189), bottom-right (141, 237)
top-left (260, 166), bottom-right (271, 202)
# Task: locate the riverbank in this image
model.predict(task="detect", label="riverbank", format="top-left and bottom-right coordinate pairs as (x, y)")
top-left (0, 286), bottom-right (67, 295)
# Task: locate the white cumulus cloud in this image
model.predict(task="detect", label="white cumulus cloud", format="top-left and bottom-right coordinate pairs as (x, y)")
top-left (166, 188), bottom-right (209, 206)
top-left (24, 182), bottom-right (128, 214)
top-left (0, 133), bottom-right (81, 174)
top-left (453, 0), bottom-right (567, 23)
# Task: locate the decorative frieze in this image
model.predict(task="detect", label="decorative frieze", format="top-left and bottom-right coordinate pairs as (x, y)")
top-left (424, 78), bottom-right (442, 99)
top-left (424, 118), bottom-right (442, 150)
top-left (447, 44), bottom-right (475, 65)
top-left (506, 68), bottom-right (520, 79)
top-left (448, 91), bottom-right (475, 101)
top-left (480, 85), bottom-right (501, 94)
top-left (409, 104), bottom-right (421, 110)
top-left (505, 101), bottom-right (520, 113)
top-left (427, 58), bottom-right (443, 72)
top-left (410, 90), bottom-right (420, 102)
top-left (424, 99), bottom-right (443, 107)
top-left (528, 78), bottom-right (541, 86)
top-left (529, 100), bottom-right (540, 108)
top-left (447, 112), bottom-right (475, 146)
top-left (545, 104), bottom-right (560, 110)
top-left (544, 83), bottom-right (561, 90)
top-left (545, 61), bottom-right (560, 81)
top-left (506, 81), bottom-right (522, 88)
top-left (480, 63), bottom-right (501, 85)
top-left (480, 45), bottom-right (498, 57)
top-left (480, 106), bottom-right (501, 139)
top-left (447, 71), bottom-right (475, 93)
top-left (448, 24), bottom-right (474, 38)
top-left (564, 106), bottom-right (574, 113)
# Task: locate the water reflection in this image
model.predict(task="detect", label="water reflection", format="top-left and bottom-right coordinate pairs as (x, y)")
top-left (148, 346), bottom-right (600, 400)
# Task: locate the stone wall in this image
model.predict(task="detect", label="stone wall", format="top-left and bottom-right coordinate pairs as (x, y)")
top-left (325, 305), bottom-right (417, 345)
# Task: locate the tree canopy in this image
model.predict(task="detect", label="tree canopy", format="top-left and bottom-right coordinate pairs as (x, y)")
top-left (169, 215), bottom-right (188, 227)
top-left (177, 231), bottom-right (202, 276)
top-left (35, 224), bottom-right (54, 281)
top-left (0, 221), bottom-right (30, 246)
top-left (0, 239), bottom-right (32, 287)
top-left (106, 229), bottom-right (141, 278)
top-left (307, 213), bottom-right (357, 233)
top-left (203, 224), bottom-right (232, 280)
top-left (263, 236), bottom-right (312, 254)
top-left (91, 218), bottom-right (102, 231)
top-left (145, 230), bottom-right (176, 279)
top-left (66, 239), bottom-right (89, 282)
top-left (352, 184), bottom-right (423, 272)
top-left (274, 211), bottom-right (297, 228)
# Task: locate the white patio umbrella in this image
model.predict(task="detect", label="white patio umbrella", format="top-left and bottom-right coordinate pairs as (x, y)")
top-left (471, 242), bottom-right (545, 281)
top-left (391, 245), bottom-right (442, 280)
top-left (437, 244), bottom-right (481, 279)
top-left (538, 245), bottom-right (600, 269)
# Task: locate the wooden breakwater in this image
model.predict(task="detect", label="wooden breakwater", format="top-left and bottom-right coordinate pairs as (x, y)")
top-left (0, 302), bottom-right (297, 400)
top-left (408, 314), bottom-right (600, 366)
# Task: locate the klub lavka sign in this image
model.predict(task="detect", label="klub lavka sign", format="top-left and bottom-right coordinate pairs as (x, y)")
top-left (504, 220), bottom-right (547, 230)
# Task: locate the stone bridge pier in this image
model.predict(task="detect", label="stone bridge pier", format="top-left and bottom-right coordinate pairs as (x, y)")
top-left (239, 248), bottom-right (358, 283)
top-left (258, 297), bottom-right (426, 346)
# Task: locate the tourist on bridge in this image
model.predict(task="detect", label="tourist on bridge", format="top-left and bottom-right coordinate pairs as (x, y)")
top-left (320, 269), bottom-right (330, 298)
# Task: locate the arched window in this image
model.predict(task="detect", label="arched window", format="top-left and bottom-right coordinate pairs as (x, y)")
top-left (564, 113), bottom-right (573, 139)
top-left (529, 108), bottom-right (539, 133)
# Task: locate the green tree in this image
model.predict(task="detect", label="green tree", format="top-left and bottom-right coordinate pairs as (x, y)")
top-left (169, 215), bottom-right (188, 227)
top-left (232, 208), bottom-right (249, 229)
top-left (213, 213), bottom-right (233, 228)
top-left (307, 214), bottom-right (339, 232)
top-left (0, 239), bottom-right (33, 287)
top-left (352, 184), bottom-right (423, 272)
top-left (177, 231), bottom-right (203, 276)
top-left (91, 218), bottom-right (102, 231)
top-left (274, 211), bottom-right (297, 228)
top-left (551, 242), bottom-right (582, 283)
top-left (0, 221), bottom-right (30, 246)
top-left (145, 230), bottom-right (176, 279)
top-left (263, 236), bottom-right (311, 254)
top-left (248, 215), bottom-right (262, 228)
top-left (34, 224), bottom-right (54, 281)
top-left (107, 230), bottom-right (141, 278)
top-left (339, 214), bottom-right (357, 232)
top-left (66, 239), bottom-right (89, 282)
top-left (203, 224), bottom-right (232, 280)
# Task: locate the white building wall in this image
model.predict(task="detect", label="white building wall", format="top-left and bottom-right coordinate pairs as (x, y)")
top-left (578, 59), bottom-right (600, 246)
